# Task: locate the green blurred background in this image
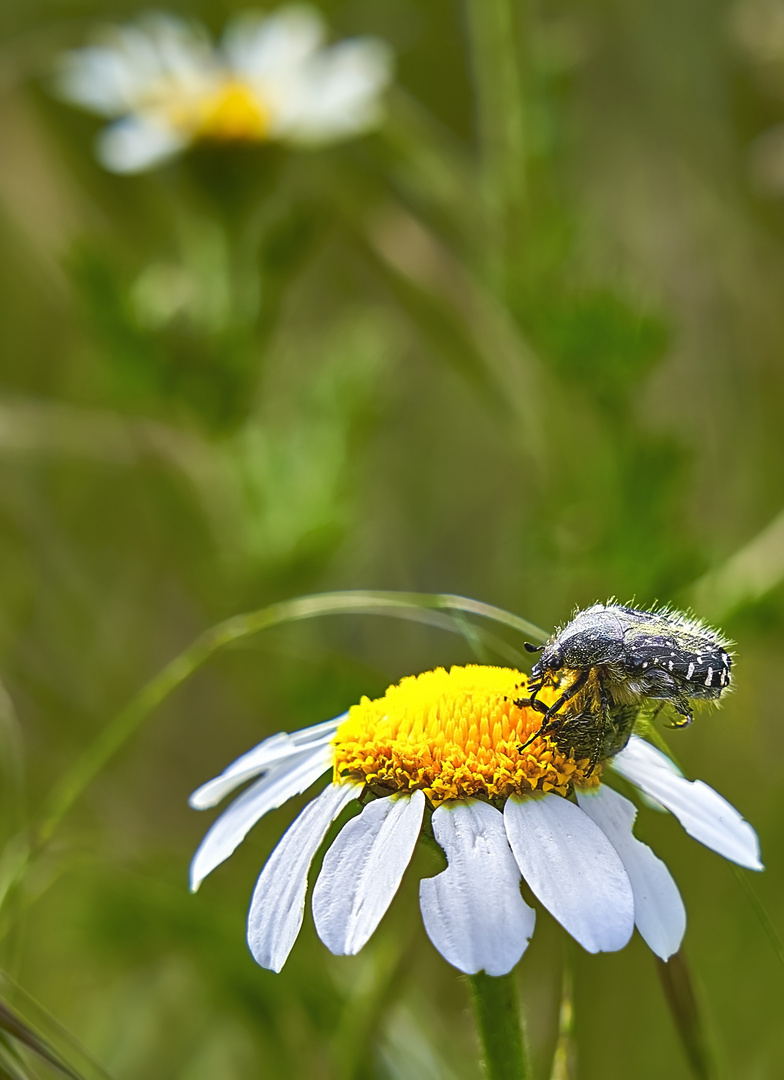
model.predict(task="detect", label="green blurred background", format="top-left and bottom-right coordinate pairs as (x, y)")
top-left (1, 0), bottom-right (784, 1076)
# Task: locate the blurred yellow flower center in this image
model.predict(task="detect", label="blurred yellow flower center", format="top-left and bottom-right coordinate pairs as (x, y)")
top-left (333, 665), bottom-right (599, 806)
top-left (193, 80), bottom-right (271, 141)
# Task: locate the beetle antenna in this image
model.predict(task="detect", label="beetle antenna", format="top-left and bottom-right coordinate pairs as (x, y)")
top-left (523, 642), bottom-right (544, 653)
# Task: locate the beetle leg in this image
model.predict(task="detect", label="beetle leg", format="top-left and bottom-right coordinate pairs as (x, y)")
top-left (513, 695), bottom-right (549, 715)
top-left (667, 695), bottom-right (693, 729)
top-left (515, 670), bottom-right (549, 713)
top-left (518, 713), bottom-right (567, 753)
top-left (585, 675), bottom-right (610, 776)
top-left (648, 701), bottom-right (666, 723)
top-left (526, 674), bottom-right (545, 702)
top-left (543, 668), bottom-right (590, 721)
top-left (517, 669), bottom-right (590, 752)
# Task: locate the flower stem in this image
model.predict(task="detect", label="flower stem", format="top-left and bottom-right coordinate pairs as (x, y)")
top-left (468, 972), bottom-right (532, 1080)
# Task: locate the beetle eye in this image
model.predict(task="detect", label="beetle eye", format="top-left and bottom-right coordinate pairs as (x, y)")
top-left (548, 647), bottom-right (563, 669)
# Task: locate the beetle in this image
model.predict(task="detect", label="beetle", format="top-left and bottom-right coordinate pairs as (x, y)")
top-left (516, 602), bottom-right (733, 769)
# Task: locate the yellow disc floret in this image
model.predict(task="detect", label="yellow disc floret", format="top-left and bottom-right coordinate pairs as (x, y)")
top-left (194, 80), bottom-right (271, 140)
top-left (333, 665), bottom-right (599, 806)
top-left (159, 79), bottom-right (271, 142)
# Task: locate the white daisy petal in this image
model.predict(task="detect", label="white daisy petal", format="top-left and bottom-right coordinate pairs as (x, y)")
top-left (272, 39), bottom-right (392, 143)
top-left (289, 716), bottom-right (345, 745)
top-left (577, 785), bottom-right (686, 960)
top-left (504, 794), bottom-right (634, 953)
top-left (223, 6), bottom-right (325, 80)
top-left (189, 744), bottom-right (333, 891)
top-left (54, 46), bottom-right (145, 115)
top-left (189, 734), bottom-right (297, 810)
top-left (612, 737), bottom-right (763, 871)
top-left (189, 717), bottom-right (343, 810)
top-left (137, 13), bottom-right (213, 84)
top-left (96, 116), bottom-right (188, 174)
top-left (90, 21), bottom-right (193, 104)
top-left (419, 800), bottom-right (536, 976)
top-left (247, 781), bottom-right (361, 972)
top-left (312, 789), bottom-right (425, 956)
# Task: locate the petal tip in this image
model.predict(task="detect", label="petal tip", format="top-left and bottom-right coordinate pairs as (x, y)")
top-left (655, 944), bottom-right (679, 962)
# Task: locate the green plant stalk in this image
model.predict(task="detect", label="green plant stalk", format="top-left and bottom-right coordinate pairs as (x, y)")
top-left (468, 972), bottom-right (532, 1080)
top-left (0, 967), bottom-right (135, 1080)
top-left (464, 0), bottom-right (527, 293)
top-left (0, 681), bottom-right (27, 971)
top-left (36, 590), bottom-right (546, 844)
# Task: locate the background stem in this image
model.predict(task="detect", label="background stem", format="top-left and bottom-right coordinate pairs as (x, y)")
top-left (656, 952), bottom-right (718, 1080)
top-left (464, 0), bottom-right (527, 294)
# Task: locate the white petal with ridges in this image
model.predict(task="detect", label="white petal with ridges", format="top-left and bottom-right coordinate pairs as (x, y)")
top-left (577, 785), bottom-right (686, 959)
top-left (247, 781), bottom-right (361, 972)
top-left (312, 790), bottom-right (425, 955)
top-left (190, 744), bottom-right (333, 890)
top-left (189, 717), bottom-right (343, 810)
top-left (190, 734), bottom-right (294, 810)
top-left (612, 737), bottom-right (763, 870)
top-left (419, 800), bottom-right (536, 976)
top-left (504, 794), bottom-right (634, 953)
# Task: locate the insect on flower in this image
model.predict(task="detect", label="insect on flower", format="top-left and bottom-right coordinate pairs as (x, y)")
top-left (518, 602), bottom-right (734, 769)
top-left (190, 664), bottom-right (761, 978)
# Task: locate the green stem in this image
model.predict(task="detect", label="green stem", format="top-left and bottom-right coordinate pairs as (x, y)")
top-left (464, 0), bottom-right (527, 293)
top-left (468, 972), bottom-right (532, 1080)
top-left (36, 590), bottom-right (546, 843)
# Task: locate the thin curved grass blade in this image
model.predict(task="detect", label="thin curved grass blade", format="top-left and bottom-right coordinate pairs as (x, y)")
top-left (37, 590), bottom-right (546, 843)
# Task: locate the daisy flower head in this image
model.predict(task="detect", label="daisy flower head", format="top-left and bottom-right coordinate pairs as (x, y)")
top-left (189, 664), bottom-right (762, 977)
top-left (53, 6), bottom-right (393, 174)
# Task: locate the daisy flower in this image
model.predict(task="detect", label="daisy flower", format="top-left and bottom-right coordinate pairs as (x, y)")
top-left (53, 6), bottom-right (393, 174)
top-left (189, 665), bottom-right (762, 977)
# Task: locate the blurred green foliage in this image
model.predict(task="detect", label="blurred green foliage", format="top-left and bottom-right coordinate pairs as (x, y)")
top-left (1, 0), bottom-right (784, 1076)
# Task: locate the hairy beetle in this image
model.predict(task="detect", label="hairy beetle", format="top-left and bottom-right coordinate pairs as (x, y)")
top-left (516, 602), bottom-right (733, 770)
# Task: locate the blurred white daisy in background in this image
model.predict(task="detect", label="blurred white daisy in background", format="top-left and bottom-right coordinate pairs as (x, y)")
top-left (53, 5), bottom-right (393, 174)
top-left (189, 665), bottom-right (762, 976)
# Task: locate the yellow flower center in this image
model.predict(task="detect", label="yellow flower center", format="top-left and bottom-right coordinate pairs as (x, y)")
top-left (195, 80), bottom-right (271, 141)
top-left (333, 665), bottom-right (600, 806)
top-left (159, 79), bottom-right (271, 141)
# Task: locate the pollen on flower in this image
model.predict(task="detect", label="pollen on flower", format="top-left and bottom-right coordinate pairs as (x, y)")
top-left (333, 665), bottom-right (600, 805)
